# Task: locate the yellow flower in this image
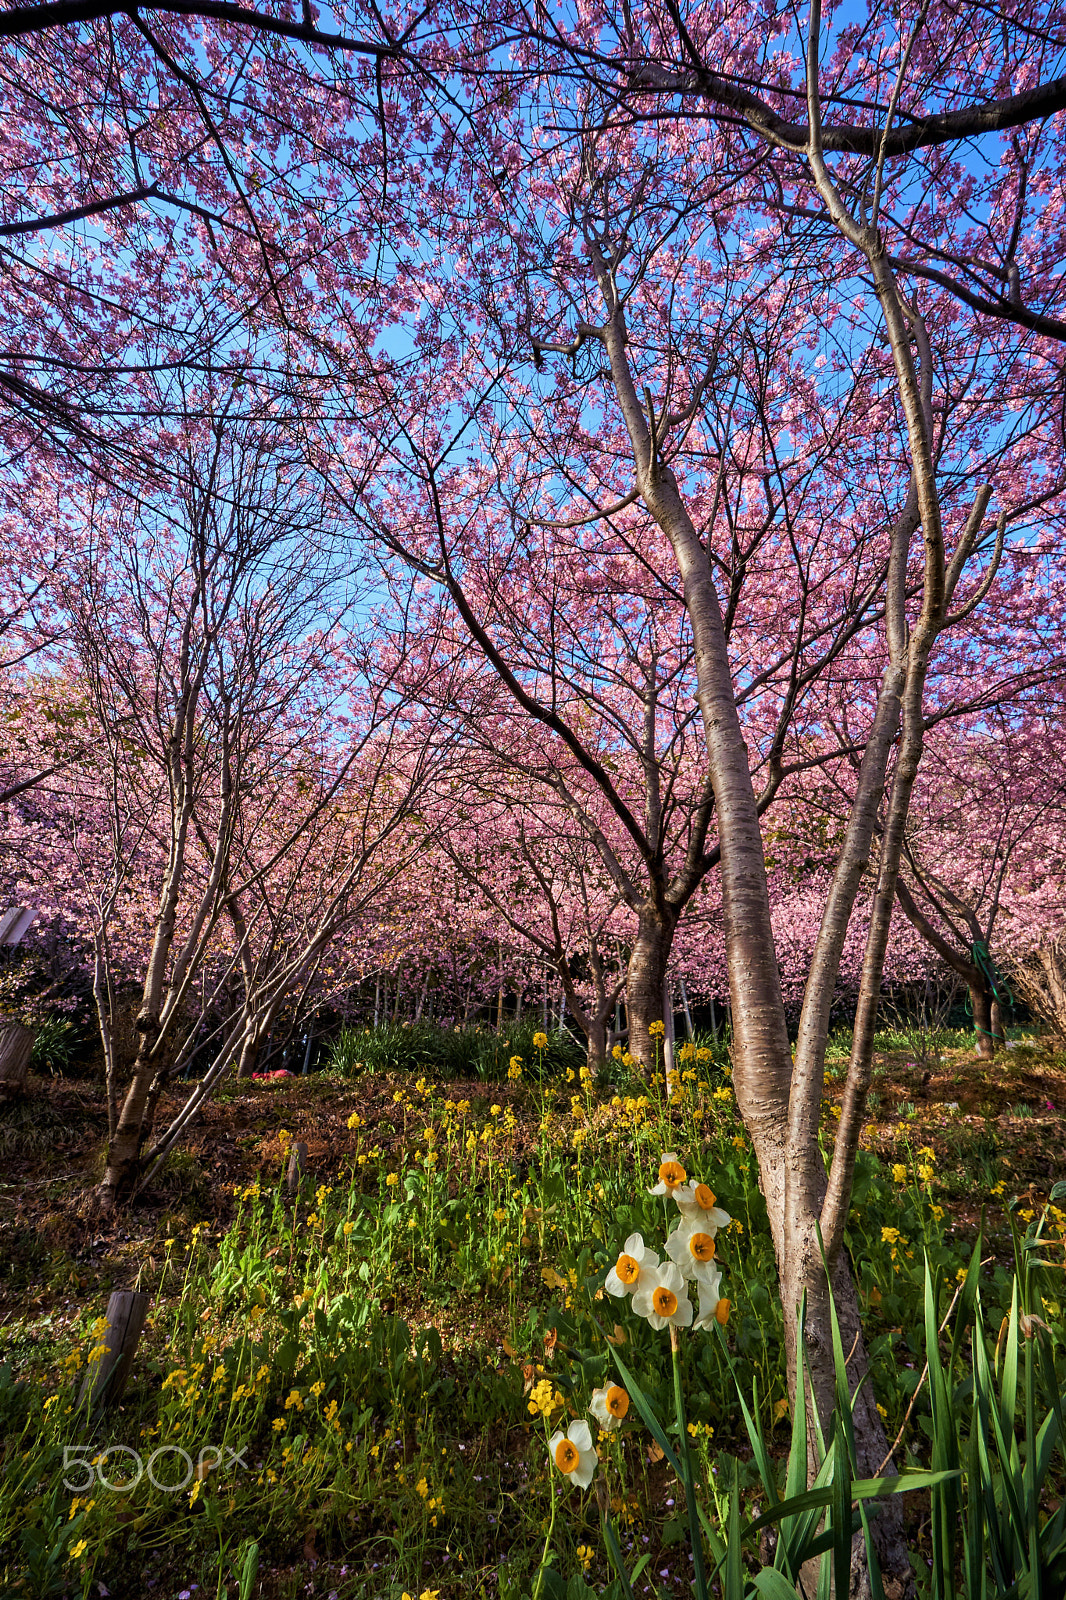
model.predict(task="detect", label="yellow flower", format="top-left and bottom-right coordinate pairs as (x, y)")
top-left (881, 1226), bottom-right (902, 1245)
top-left (385, 1172), bottom-right (400, 1188)
top-left (343, 1221), bottom-right (355, 1237)
top-left (347, 1112), bottom-right (364, 1130)
top-left (415, 1475), bottom-right (429, 1497)
top-left (71, 1540), bottom-right (88, 1559)
top-left (272, 1417), bottom-right (286, 1432)
top-left (892, 1164), bottom-right (907, 1183)
top-left (310, 1380), bottom-right (325, 1398)
top-left (649, 1020), bottom-right (665, 1037)
top-left (533, 1031), bottom-right (548, 1049)
top-left (527, 1377), bottom-right (563, 1418)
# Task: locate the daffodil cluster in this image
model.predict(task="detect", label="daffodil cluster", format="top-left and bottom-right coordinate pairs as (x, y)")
top-left (546, 1383), bottom-right (631, 1489)
top-left (606, 1152), bottom-right (732, 1333)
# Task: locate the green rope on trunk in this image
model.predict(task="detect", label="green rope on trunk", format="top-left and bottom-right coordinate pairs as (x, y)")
top-left (964, 940), bottom-right (1014, 1036)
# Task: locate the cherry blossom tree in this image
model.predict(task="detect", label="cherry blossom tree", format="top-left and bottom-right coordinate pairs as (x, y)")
top-left (32, 392), bottom-right (450, 1204)
top-left (306, 42), bottom-right (1065, 1583)
top-left (432, 765), bottom-right (632, 1066)
top-left (893, 705), bottom-right (1066, 1050)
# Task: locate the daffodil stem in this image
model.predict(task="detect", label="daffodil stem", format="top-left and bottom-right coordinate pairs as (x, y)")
top-left (532, 1436), bottom-right (558, 1600)
top-left (670, 1325), bottom-right (709, 1600)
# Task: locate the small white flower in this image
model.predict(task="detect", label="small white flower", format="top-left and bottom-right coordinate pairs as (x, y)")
top-left (589, 1384), bottom-right (630, 1430)
top-left (605, 1232), bottom-right (660, 1297)
top-left (631, 1261), bottom-right (693, 1330)
top-left (693, 1276), bottom-right (727, 1332)
top-left (648, 1151), bottom-right (687, 1196)
top-left (673, 1181), bottom-right (731, 1232)
top-left (548, 1418), bottom-right (598, 1488)
top-left (665, 1219), bottom-right (722, 1288)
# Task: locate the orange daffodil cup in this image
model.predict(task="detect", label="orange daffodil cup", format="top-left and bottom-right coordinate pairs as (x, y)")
top-left (547, 1419), bottom-right (598, 1489)
top-left (605, 1232), bottom-right (660, 1296)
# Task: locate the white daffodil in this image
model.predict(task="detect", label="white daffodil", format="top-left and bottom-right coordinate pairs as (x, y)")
top-left (693, 1276), bottom-right (729, 1332)
top-left (631, 1261), bottom-right (694, 1331)
top-left (589, 1384), bottom-right (630, 1431)
top-left (548, 1419), bottom-right (598, 1488)
top-left (673, 1181), bottom-right (731, 1233)
top-left (648, 1151), bottom-right (688, 1197)
top-left (665, 1218), bottom-right (722, 1289)
top-left (605, 1232), bottom-right (660, 1297)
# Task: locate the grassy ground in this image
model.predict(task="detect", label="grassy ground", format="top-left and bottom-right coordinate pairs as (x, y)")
top-left (1, 1026), bottom-right (1064, 1600)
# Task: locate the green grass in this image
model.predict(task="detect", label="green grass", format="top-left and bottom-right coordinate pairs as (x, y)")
top-left (324, 1018), bottom-right (587, 1081)
top-left (2, 1029), bottom-right (1064, 1600)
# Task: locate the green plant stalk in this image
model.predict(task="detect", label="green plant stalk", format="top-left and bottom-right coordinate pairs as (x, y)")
top-left (531, 1428), bottom-right (558, 1600)
top-left (670, 1323), bottom-right (709, 1600)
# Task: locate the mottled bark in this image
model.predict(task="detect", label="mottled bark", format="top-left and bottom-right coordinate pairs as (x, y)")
top-left (970, 981), bottom-right (995, 1059)
top-left (625, 909), bottom-right (676, 1073)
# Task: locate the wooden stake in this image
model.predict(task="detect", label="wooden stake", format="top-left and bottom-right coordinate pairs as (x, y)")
top-left (286, 1140), bottom-right (308, 1194)
top-left (0, 1020), bottom-right (34, 1101)
top-left (78, 1289), bottom-right (150, 1410)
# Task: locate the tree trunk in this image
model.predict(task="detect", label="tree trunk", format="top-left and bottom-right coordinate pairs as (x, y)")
top-left (791, 1256), bottom-right (909, 1600)
top-left (969, 980), bottom-right (995, 1059)
top-left (585, 1013), bottom-right (607, 1073)
top-left (0, 1021), bottom-right (34, 1101)
top-left (593, 252), bottom-right (926, 1592)
top-left (625, 909), bottom-right (675, 1072)
top-left (991, 999), bottom-right (1005, 1046)
top-left (236, 1031), bottom-right (260, 1081)
top-left (99, 1025), bottom-right (164, 1205)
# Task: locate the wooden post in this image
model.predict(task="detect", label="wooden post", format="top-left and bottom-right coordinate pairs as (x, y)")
top-left (662, 975), bottom-right (676, 1093)
top-left (679, 976), bottom-right (695, 1040)
top-left (286, 1140), bottom-right (308, 1194)
top-left (78, 1289), bottom-right (150, 1410)
top-left (0, 1020), bottom-right (34, 1101)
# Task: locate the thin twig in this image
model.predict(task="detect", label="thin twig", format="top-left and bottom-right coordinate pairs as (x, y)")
top-left (876, 1258), bottom-right (991, 1474)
